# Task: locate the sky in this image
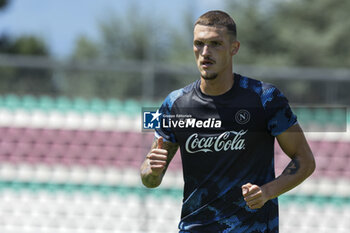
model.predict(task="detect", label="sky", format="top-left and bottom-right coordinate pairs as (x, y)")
top-left (0, 0), bottom-right (226, 58)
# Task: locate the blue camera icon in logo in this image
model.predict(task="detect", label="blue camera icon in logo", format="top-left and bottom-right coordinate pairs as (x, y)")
top-left (143, 109), bottom-right (162, 129)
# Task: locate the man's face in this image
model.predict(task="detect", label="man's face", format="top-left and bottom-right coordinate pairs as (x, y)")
top-left (193, 25), bottom-right (239, 80)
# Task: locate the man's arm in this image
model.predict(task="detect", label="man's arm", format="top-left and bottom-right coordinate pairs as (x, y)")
top-left (242, 123), bottom-right (316, 209)
top-left (140, 136), bottom-right (179, 188)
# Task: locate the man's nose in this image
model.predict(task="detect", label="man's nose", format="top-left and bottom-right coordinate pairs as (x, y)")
top-left (201, 45), bottom-right (210, 56)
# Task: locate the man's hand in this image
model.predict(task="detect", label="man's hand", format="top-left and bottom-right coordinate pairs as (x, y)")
top-left (242, 183), bottom-right (269, 209)
top-left (146, 137), bottom-right (168, 177)
top-left (141, 136), bottom-right (178, 188)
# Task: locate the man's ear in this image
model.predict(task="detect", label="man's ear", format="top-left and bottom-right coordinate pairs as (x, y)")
top-left (231, 40), bottom-right (240, 56)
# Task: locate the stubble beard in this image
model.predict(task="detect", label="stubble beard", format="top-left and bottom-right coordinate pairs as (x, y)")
top-left (201, 72), bottom-right (218, 80)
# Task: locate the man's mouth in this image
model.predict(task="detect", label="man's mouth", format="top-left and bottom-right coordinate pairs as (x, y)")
top-left (200, 59), bottom-right (215, 68)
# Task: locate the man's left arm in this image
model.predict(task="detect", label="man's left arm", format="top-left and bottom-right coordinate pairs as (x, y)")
top-left (242, 123), bottom-right (316, 209)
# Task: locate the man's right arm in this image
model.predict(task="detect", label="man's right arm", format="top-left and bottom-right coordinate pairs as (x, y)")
top-left (140, 136), bottom-right (179, 188)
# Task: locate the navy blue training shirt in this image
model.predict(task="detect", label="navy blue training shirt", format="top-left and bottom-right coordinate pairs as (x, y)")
top-left (155, 74), bottom-right (297, 233)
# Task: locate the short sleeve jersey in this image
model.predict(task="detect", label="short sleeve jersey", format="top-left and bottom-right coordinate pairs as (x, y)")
top-left (155, 74), bottom-right (297, 233)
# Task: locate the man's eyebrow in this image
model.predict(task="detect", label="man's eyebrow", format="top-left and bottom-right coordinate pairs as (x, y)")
top-left (194, 37), bottom-right (224, 42)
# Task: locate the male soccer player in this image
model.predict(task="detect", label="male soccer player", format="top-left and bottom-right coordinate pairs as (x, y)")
top-left (140, 10), bottom-right (315, 232)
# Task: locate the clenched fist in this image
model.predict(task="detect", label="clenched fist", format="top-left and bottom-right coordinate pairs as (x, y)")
top-left (242, 183), bottom-right (269, 209)
top-left (146, 137), bottom-right (168, 177)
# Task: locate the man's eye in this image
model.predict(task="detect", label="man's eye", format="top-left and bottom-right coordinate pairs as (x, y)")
top-left (211, 41), bottom-right (220, 46)
top-left (194, 41), bottom-right (204, 46)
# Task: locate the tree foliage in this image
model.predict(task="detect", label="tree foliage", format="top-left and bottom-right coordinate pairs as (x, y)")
top-left (67, 1), bottom-right (350, 100)
top-left (72, 35), bottom-right (100, 60)
top-left (0, 34), bottom-right (53, 95)
top-left (0, 0), bottom-right (9, 10)
top-left (0, 32), bottom-right (52, 95)
top-left (0, 35), bottom-right (48, 55)
top-left (225, 0), bottom-right (350, 67)
top-left (69, 6), bottom-right (185, 99)
top-left (72, 6), bottom-right (173, 62)
top-left (72, 0), bottom-right (350, 68)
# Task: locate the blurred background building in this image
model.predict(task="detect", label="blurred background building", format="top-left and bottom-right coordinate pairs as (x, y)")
top-left (0, 0), bottom-right (349, 232)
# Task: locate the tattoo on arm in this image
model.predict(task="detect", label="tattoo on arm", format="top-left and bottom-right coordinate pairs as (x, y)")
top-left (156, 138), bottom-right (179, 173)
top-left (282, 159), bottom-right (300, 175)
top-left (141, 137), bottom-right (179, 188)
top-left (142, 170), bottom-right (162, 188)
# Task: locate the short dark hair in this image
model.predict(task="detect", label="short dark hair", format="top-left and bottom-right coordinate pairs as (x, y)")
top-left (195, 10), bottom-right (237, 39)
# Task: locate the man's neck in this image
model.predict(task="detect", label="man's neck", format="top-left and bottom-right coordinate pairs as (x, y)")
top-left (200, 72), bottom-right (234, 96)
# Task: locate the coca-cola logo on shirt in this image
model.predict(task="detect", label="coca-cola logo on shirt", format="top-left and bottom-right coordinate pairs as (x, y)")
top-left (185, 130), bottom-right (247, 153)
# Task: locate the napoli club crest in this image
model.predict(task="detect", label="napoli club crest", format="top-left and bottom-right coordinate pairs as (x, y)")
top-left (235, 109), bottom-right (250, 125)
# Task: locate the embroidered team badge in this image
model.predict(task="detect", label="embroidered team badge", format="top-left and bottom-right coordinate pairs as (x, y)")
top-left (235, 109), bottom-right (250, 125)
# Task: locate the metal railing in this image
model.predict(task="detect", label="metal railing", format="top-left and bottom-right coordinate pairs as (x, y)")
top-left (1, 53), bottom-right (349, 104)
